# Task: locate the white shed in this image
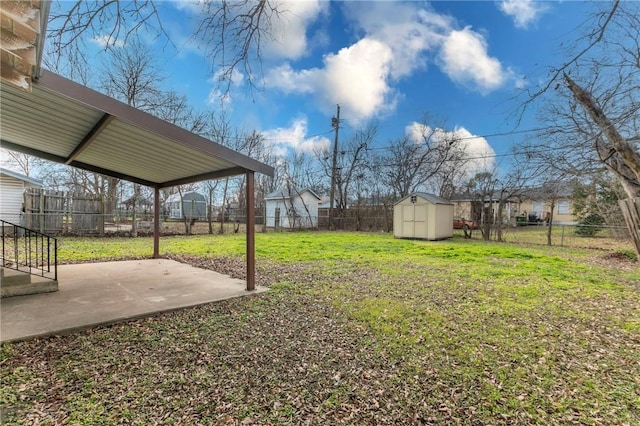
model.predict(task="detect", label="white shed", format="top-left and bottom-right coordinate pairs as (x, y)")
top-left (265, 188), bottom-right (320, 229)
top-left (393, 192), bottom-right (454, 240)
top-left (0, 168), bottom-right (43, 225)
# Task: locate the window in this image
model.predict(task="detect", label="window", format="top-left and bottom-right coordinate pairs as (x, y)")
top-left (557, 200), bottom-right (570, 215)
top-left (532, 201), bottom-right (544, 216)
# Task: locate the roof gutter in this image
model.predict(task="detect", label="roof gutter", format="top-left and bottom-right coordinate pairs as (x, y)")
top-left (33, 0), bottom-right (51, 81)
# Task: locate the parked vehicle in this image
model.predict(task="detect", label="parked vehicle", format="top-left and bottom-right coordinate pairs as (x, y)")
top-left (453, 217), bottom-right (478, 230)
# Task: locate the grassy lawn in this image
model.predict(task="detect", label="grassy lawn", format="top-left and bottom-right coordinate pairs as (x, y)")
top-left (1, 232), bottom-right (638, 424)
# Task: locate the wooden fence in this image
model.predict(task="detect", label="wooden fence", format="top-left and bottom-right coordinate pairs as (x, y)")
top-left (318, 207), bottom-right (393, 232)
top-left (23, 189), bottom-right (103, 235)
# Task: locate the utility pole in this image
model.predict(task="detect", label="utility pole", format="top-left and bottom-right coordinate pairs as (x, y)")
top-left (329, 104), bottom-right (340, 231)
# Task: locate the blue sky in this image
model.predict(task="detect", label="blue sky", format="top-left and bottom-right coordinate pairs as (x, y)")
top-left (72, 0), bottom-right (593, 174)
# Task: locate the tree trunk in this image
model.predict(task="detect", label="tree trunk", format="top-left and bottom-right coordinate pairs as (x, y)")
top-left (546, 199), bottom-right (555, 246)
top-left (105, 177), bottom-right (119, 218)
top-left (496, 199), bottom-right (506, 242)
top-left (482, 206), bottom-right (491, 241)
top-left (131, 183), bottom-right (140, 237)
top-left (564, 73), bottom-right (640, 255)
top-left (208, 187), bottom-right (214, 234)
top-left (219, 178), bottom-right (229, 234)
top-left (619, 198), bottom-right (640, 257)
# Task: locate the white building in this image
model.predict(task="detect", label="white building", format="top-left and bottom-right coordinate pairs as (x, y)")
top-left (165, 191), bottom-right (208, 220)
top-left (0, 168), bottom-right (43, 225)
top-left (265, 188), bottom-right (320, 229)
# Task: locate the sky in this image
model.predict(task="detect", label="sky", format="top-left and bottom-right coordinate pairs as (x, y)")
top-left (55, 0), bottom-right (594, 177)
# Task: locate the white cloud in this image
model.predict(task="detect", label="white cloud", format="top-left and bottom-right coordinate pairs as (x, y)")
top-left (343, 2), bottom-right (450, 79)
top-left (405, 123), bottom-right (496, 178)
top-left (172, 0), bottom-right (326, 61)
top-left (321, 39), bottom-right (396, 119)
top-left (266, 2), bottom-right (513, 121)
top-left (451, 126), bottom-right (496, 175)
top-left (264, 0), bottom-right (328, 60)
top-left (266, 38), bottom-right (397, 122)
top-left (498, 0), bottom-right (549, 29)
top-left (264, 64), bottom-right (317, 95)
top-left (207, 89), bottom-right (232, 108)
top-left (91, 35), bottom-right (124, 48)
top-left (207, 68), bottom-right (244, 108)
top-left (439, 27), bottom-right (509, 94)
top-left (262, 117), bottom-right (331, 157)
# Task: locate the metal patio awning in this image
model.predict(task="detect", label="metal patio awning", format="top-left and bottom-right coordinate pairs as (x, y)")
top-left (0, 70), bottom-right (274, 187)
top-left (0, 69), bottom-right (274, 291)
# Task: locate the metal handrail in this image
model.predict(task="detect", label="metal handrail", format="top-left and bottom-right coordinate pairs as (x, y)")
top-left (1, 220), bottom-right (57, 281)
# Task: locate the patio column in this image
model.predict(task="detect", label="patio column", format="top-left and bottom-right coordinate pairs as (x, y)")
top-left (246, 170), bottom-right (255, 291)
top-left (153, 186), bottom-right (160, 259)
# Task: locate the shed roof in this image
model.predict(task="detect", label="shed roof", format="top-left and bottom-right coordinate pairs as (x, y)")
top-left (395, 192), bottom-right (453, 206)
top-left (0, 71), bottom-right (274, 189)
top-left (0, 167), bottom-right (43, 187)
top-left (265, 188), bottom-right (321, 201)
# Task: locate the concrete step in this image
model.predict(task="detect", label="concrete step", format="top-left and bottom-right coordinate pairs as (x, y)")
top-left (1, 268), bottom-right (31, 285)
top-left (1, 268), bottom-right (58, 298)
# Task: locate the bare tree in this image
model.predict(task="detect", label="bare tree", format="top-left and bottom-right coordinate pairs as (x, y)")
top-left (317, 124), bottom-right (376, 228)
top-left (464, 171), bottom-right (499, 241)
top-left (98, 39), bottom-right (165, 236)
top-left (572, 172), bottom-right (626, 228)
top-left (376, 121), bottom-right (466, 199)
top-left (283, 151), bottom-right (325, 195)
top-left (100, 39), bottom-right (163, 109)
top-left (280, 182), bottom-right (316, 230)
top-left (0, 151), bottom-right (42, 176)
top-left (522, 0), bottom-right (640, 255)
top-left (46, 0), bottom-right (286, 91)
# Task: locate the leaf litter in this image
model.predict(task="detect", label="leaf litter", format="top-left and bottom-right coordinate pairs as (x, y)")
top-left (1, 250), bottom-right (638, 425)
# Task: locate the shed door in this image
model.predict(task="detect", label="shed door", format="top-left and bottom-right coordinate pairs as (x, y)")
top-left (413, 205), bottom-right (427, 237)
top-left (401, 204), bottom-right (427, 238)
top-left (401, 205), bottom-right (415, 237)
top-left (274, 207), bottom-right (281, 229)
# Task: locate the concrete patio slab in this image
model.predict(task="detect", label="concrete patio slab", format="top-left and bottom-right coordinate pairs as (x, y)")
top-left (1, 259), bottom-right (267, 342)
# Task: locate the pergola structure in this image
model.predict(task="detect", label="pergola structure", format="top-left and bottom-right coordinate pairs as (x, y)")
top-left (1, 71), bottom-right (274, 290)
top-left (1, 0), bottom-right (274, 290)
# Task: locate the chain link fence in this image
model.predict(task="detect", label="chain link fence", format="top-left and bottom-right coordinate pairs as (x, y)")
top-left (456, 223), bottom-right (633, 252)
top-left (20, 211), bottom-right (634, 253)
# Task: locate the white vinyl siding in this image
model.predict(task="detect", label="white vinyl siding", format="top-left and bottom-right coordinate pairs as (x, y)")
top-left (265, 190), bottom-right (319, 229)
top-left (0, 178), bottom-right (25, 224)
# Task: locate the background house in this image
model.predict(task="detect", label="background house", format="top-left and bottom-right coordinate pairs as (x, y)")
top-left (519, 187), bottom-right (576, 225)
top-left (393, 192), bottom-right (454, 240)
top-left (265, 188), bottom-right (320, 229)
top-left (118, 196), bottom-right (153, 217)
top-left (451, 187), bottom-right (578, 226)
top-left (165, 192), bottom-right (207, 220)
top-left (450, 192), bottom-right (520, 225)
top-left (0, 168), bottom-right (43, 226)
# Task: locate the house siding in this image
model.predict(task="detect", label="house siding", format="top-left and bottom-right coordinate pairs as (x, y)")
top-left (520, 198), bottom-right (576, 224)
top-left (0, 177), bottom-right (24, 224)
top-left (265, 190), bottom-right (319, 229)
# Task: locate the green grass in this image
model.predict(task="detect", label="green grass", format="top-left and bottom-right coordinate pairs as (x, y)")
top-left (2, 232), bottom-right (639, 424)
